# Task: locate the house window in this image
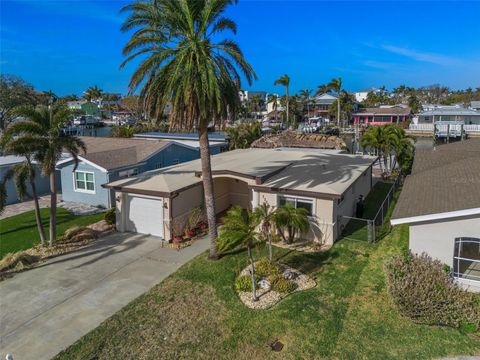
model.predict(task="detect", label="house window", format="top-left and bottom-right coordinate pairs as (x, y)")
top-left (278, 196), bottom-right (313, 216)
top-left (453, 237), bottom-right (480, 282)
top-left (118, 168), bottom-right (138, 178)
top-left (155, 162), bottom-right (163, 169)
top-left (74, 171), bottom-right (95, 192)
top-left (172, 159), bottom-right (180, 165)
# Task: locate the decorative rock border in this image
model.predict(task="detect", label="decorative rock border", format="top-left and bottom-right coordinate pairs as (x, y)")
top-left (238, 263), bottom-right (316, 309)
top-left (272, 240), bottom-right (330, 253)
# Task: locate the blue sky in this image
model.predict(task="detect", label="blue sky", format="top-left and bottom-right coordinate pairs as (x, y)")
top-left (1, 0), bottom-right (479, 96)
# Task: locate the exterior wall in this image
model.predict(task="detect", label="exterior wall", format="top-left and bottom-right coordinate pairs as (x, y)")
top-left (59, 161), bottom-right (110, 207)
top-left (409, 215), bottom-right (480, 292)
top-left (0, 163), bottom-right (55, 205)
top-left (170, 184), bottom-right (204, 239)
top-left (333, 166), bottom-right (373, 239)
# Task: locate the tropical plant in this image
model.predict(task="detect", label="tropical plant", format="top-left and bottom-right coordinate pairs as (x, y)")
top-left (84, 85), bottom-right (103, 102)
top-left (226, 122), bottom-right (262, 150)
top-left (120, 0), bottom-right (256, 259)
top-left (273, 205), bottom-right (310, 244)
top-left (2, 105), bottom-right (86, 245)
top-left (299, 88), bottom-right (312, 118)
top-left (254, 202), bottom-right (276, 260)
top-left (327, 77), bottom-right (342, 127)
top-left (274, 74), bottom-right (290, 126)
top-left (315, 84), bottom-right (329, 96)
top-left (110, 125), bottom-right (136, 138)
top-left (218, 207), bottom-right (261, 301)
top-left (0, 74), bottom-right (36, 130)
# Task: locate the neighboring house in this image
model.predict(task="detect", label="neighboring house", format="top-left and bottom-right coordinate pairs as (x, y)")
top-left (105, 148), bottom-right (376, 245)
top-left (353, 88), bottom-right (382, 102)
top-left (56, 136), bottom-right (215, 208)
top-left (313, 93), bottom-right (337, 119)
top-left (417, 108), bottom-right (480, 125)
top-left (239, 90), bottom-right (268, 103)
top-left (352, 106), bottom-right (412, 125)
top-left (133, 132), bottom-right (229, 154)
top-left (67, 101), bottom-right (100, 116)
top-left (391, 139), bottom-right (480, 292)
top-left (470, 101), bottom-right (480, 111)
top-left (0, 155), bottom-right (55, 205)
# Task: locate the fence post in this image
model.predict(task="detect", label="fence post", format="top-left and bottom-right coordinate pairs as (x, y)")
top-left (367, 220), bottom-right (372, 243)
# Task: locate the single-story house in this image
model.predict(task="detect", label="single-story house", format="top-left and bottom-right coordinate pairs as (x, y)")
top-left (352, 106), bottom-right (412, 125)
top-left (133, 132), bottom-right (229, 153)
top-left (391, 138), bottom-right (480, 292)
top-left (105, 148), bottom-right (377, 245)
top-left (56, 136), bottom-right (220, 208)
top-left (0, 155), bottom-right (56, 205)
top-left (417, 107), bottom-right (480, 125)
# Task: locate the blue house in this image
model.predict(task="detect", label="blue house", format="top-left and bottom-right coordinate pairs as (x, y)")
top-left (1, 155), bottom-right (54, 205)
top-left (133, 132), bottom-right (229, 154)
top-left (56, 136), bottom-right (209, 208)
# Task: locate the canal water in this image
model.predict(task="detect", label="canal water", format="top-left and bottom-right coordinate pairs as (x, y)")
top-left (77, 126), bottom-right (112, 137)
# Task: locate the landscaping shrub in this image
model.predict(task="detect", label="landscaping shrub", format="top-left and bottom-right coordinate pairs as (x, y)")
top-left (255, 258), bottom-right (282, 277)
top-left (235, 275), bottom-right (259, 292)
top-left (271, 277), bottom-right (297, 294)
top-left (0, 251), bottom-right (40, 272)
top-left (104, 208), bottom-right (116, 225)
top-left (60, 226), bottom-right (98, 244)
top-left (385, 252), bottom-right (480, 329)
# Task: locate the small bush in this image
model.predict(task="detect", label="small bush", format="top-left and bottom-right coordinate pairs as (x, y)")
top-left (255, 258), bottom-right (282, 277)
top-left (0, 252), bottom-right (40, 272)
top-left (104, 208), bottom-right (116, 225)
top-left (271, 277), bottom-right (297, 294)
top-left (60, 226), bottom-right (98, 244)
top-left (235, 275), bottom-right (259, 292)
top-left (385, 252), bottom-right (480, 329)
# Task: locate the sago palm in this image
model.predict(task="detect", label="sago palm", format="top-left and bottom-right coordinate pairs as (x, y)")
top-left (120, 0), bottom-right (257, 259)
top-left (218, 207), bottom-right (261, 301)
top-left (3, 105), bottom-right (86, 245)
top-left (274, 74), bottom-right (290, 126)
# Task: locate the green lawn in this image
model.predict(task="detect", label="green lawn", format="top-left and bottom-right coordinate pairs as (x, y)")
top-left (0, 208), bottom-right (104, 258)
top-left (55, 209), bottom-right (480, 358)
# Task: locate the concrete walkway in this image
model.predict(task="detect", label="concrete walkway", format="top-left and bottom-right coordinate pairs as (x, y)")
top-left (0, 232), bottom-right (210, 360)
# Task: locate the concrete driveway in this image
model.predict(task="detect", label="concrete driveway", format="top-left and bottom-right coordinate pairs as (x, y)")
top-left (0, 232), bottom-right (210, 360)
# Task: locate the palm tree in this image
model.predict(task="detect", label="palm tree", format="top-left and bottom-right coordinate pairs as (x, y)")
top-left (315, 84), bottom-right (329, 96)
top-left (299, 89), bottom-right (312, 118)
top-left (254, 202), bottom-right (276, 260)
top-left (120, 0), bottom-right (257, 259)
top-left (274, 74), bottom-right (290, 126)
top-left (273, 205), bottom-right (310, 244)
top-left (84, 85), bottom-right (103, 102)
top-left (328, 77), bottom-right (342, 127)
top-left (218, 207), bottom-right (261, 301)
top-left (3, 105), bottom-right (86, 245)
top-left (0, 137), bottom-right (47, 245)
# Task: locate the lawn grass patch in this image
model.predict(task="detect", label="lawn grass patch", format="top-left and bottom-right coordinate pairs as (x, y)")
top-left (0, 208), bottom-right (104, 258)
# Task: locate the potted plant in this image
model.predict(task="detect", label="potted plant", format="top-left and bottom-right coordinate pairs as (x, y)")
top-left (186, 207), bottom-right (204, 237)
top-left (171, 220), bottom-right (184, 244)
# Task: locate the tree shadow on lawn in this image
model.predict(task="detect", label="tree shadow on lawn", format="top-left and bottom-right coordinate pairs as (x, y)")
top-left (0, 211), bottom-right (78, 237)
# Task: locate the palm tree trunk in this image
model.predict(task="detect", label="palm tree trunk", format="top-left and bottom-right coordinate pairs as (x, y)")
top-left (247, 245), bottom-right (258, 302)
top-left (337, 94), bottom-right (341, 128)
top-left (198, 123), bottom-right (218, 260)
top-left (264, 224), bottom-right (272, 261)
top-left (286, 86), bottom-right (289, 128)
top-left (49, 170), bottom-right (57, 246)
top-left (30, 176), bottom-right (46, 246)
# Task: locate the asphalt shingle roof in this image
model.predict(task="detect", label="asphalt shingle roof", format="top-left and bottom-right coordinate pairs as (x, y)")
top-left (392, 138), bottom-right (480, 220)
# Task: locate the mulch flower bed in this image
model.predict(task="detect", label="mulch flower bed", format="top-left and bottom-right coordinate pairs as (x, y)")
top-left (238, 262), bottom-right (316, 310)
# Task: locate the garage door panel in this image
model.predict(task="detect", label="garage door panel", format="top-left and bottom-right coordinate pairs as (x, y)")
top-left (126, 196), bottom-right (164, 238)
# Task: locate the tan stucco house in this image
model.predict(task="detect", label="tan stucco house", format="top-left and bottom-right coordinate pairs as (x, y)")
top-left (391, 139), bottom-right (480, 292)
top-left (105, 148), bottom-right (377, 246)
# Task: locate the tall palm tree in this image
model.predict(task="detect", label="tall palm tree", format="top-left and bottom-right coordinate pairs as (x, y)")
top-left (328, 77), bottom-right (342, 127)
top-left (0, 137), bottom-right (47, 244)
top-left (120, 0), bottom-right (257, 259)
top-left (274, 74), bottom-right (290, 126)
top-left (3, 105), bottom-right (86, 245)
top-left (218, 207), bottom-right (260, 301)
top-left (254, 202), bottom-right (276, 260)
top-left (299, 88), bottom-right (312, 118)
top-left (315, 84), bottom-right (329, 96)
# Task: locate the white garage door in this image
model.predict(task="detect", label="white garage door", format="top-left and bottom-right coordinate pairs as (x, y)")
top-left (126, 195), bottom-right (164, 238)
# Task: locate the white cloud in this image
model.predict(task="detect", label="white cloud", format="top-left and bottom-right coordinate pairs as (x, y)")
top-left (381, 45), bottom-right (460, 66)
